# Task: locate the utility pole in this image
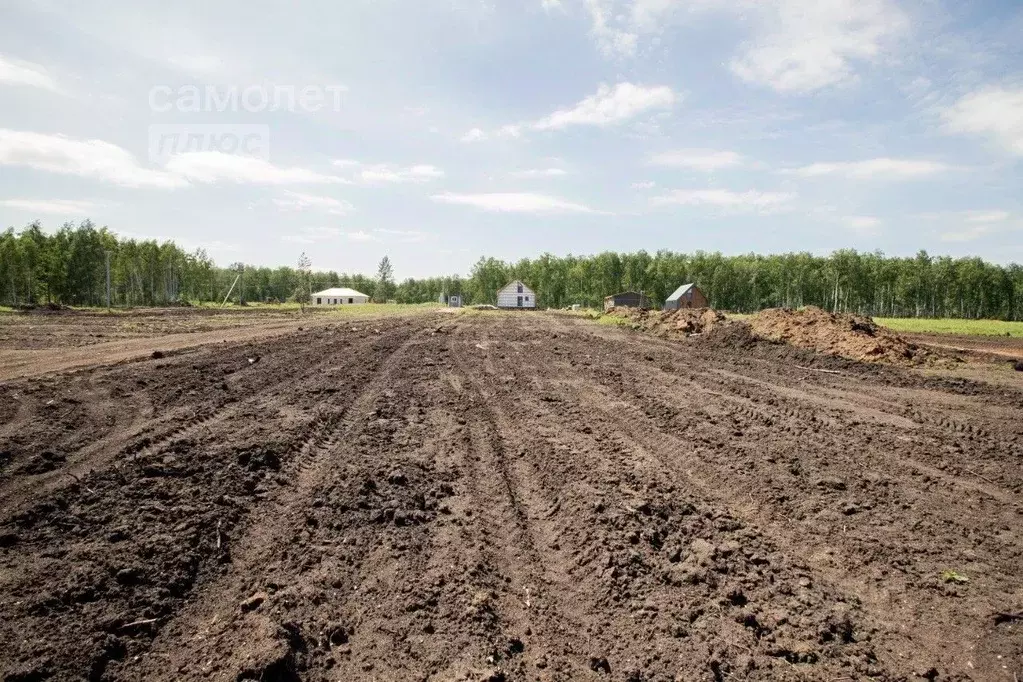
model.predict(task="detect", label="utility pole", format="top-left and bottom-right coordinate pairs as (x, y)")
top-left (239, 264), bottom-right (245, 306)
top-left (105, 250), bottom-right (111, 309)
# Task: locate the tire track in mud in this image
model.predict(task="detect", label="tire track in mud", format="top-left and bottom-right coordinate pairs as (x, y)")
top-left (549, 315), bottom-right (1022, 679)
top-left (575, 322), bottom-right (1022, 513)
top-left (590, 352), bottom-right (1022, 563)
top-left (453, 316), bottom-right (893, 681)
top-left (0, 326), bottom-right (367, 507)
top-left (638, 361), bottom-right (1020, 506)
top-left (448, 332), bottom-right (594, 681)
top-left (129, 323), bottom-right (432, 680)
top-left (0, 319), bottom-right (432, 682)
top-left (314, 328), bottom-right (542, 682)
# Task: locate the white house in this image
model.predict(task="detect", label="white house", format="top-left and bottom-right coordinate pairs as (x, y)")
top-left (496, 280), bottom-right (536, 309)
top-left (311, 287), bottom-right (370, 306)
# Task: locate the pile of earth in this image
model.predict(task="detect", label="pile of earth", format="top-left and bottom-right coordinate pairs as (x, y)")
top-left (12, 302), bottom-right (71, 313)
top-left (605, 306), bottom-right (726, 336)
top-left (606, 305), bottom-right (958, 367)
top-left (746, 306), bottom-right (950, 366)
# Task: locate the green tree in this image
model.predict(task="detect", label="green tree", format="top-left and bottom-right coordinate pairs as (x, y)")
top-left (374, 256), bottom-right (395, 302)
top-left (295, 252), bottom-right (312, 309)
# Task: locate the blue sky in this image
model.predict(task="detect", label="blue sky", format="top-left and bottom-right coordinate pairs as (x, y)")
top-left (1, 0), bottom-right (1022, 278)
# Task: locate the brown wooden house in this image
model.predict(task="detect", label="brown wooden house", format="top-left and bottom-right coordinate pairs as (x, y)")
top-left (664, 283), bottom-right (708, 310)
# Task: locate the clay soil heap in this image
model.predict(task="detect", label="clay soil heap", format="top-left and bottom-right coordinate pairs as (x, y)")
top-left (608, 305), bottom-right (956, 367)
top-left (747, 306), bottom-right (945, 366)
top-left (0, 311), bottom-right (1020, 681)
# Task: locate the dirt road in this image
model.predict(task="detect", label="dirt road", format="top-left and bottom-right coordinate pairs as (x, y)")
top-left (1, 312), bottom-right (1020, 681)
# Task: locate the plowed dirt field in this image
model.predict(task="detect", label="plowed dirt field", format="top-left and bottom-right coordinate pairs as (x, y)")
top-left (1, 311), bottom-right (1020, 681)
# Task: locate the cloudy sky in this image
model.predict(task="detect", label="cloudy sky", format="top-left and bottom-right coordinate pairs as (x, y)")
top-left (1, 0), bottom-right (1022, 277)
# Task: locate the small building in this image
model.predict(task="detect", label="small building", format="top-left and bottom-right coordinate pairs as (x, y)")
top-left (604, 291), bottom-right (651, 312)
top-left (311, 287), bottom-right (370, 306)
top-left (438, 293), bottom-right (463, 307)
top-left (496, 280), bottom-right (536, 309)
top-left (664, 283), bottom-right (708, 310)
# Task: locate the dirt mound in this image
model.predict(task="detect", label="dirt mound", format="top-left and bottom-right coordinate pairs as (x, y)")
top-left (609, 305), bottom-right (961, 368)
top-left (747, 306), bottom-right (947, 366)
top-left (13, 302), bottom-right (71, 313)
top-left (606, 306), bottom-right (725, 336)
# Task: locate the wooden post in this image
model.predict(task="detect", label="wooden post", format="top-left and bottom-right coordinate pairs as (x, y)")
top-left (221, 274), bottom-right (240, 308)
top-left (105, 251), bottom-right (111, 309)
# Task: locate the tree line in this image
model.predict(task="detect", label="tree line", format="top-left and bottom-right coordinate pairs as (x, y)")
top-left (2, 221), bottom-right (1022, 320)
top-left (468, 250), bottom-right (1023, 320)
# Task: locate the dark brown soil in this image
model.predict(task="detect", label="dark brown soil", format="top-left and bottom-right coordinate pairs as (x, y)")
top-left (0, 312), bottom-right (1020, 681)
top-left (901, 332), bottom-right (1023, 365)
top-left (0, 308), bottom-right (308, 351)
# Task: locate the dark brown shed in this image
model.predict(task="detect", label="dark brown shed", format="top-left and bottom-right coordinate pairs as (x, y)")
top-left (603, 291), bottom-right (652, 311)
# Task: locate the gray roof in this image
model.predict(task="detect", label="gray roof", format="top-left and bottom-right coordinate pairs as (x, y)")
top-left (666, 283), bottom-right (696, 301)
top-left (312, 287), bottom-right (369, 297)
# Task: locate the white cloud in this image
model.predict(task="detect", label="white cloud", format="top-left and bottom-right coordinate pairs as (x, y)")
top-left (629, 0), bottom-right (710, 29)
top-left (574, 0), bottom-right (904, 92)
top-left (0, 129), bottom-right (186, 188)
top-left (166, 152), bottom-right (349, 185)
top-left (585, 0), bottom-right (639, 58)
top-left (787, 158), bottom-right (951, 179)
top-left (115, 229), bottom-right (238, 253)
top-left (0, 198), bottom-right (105, 215)
top-left (348, 230), bottom-right (376, 242)
top-left (940, 226), bottom-right (994, 243)
top-left (272, 191), bottom-right (354, 215)
top-left (498, 124), bottom-right (524, 138)
top-left (631, 181), bottom-right (656, 189)
top-left (510, 168), bottom-right (569, 178)
top-left (649, 149), bottom-right (743, 171)
top-left (542, 0), bottom-right (564, 12)
top-left (358, 163), bottom-right (444, 184)
top-left (467, 83), bottom-right (676, 141)
top-left (0, 55), bottom-right (60, 92)
top-left (578, 0), bottom-right (729, 58)
top-left (167, 54), bottom-right (227, 76)
top-left (844, 215), bottom-right (881, 236)
top-left (329, 159), bottom-right (445, 184)
top-left (376, 228), bottom-right (431, 243)
top-left (942, 87), bottom-right (1023, 155)
top-left (431, 192), bottom-right (605, 214)
top-left (287, 227), bottom-right (430, 245)
top-left (650, 188), bottom-right (795, 211)
top-left (533, 82), bottom-right (677, 130)
top-left (731, 0), bottom-right (906, 93)
top-left (966, 210), bottom-right (1010, 224)
top-left (917, 210), bottom-right (1015, 242)
top-left (281, 226), bottom-right (344, 244)
top-left (461, 127), bottom-right (488, 143)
